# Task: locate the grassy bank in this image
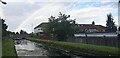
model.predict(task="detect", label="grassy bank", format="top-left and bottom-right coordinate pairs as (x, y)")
top-left (28, 38), bottom-right (119, 56)
top-left (0, 40), bottom-right (2, 58)
top-left (2, 38), bottom-right (17, 57)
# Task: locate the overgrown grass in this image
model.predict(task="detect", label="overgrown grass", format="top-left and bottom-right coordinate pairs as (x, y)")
top-left (0, 40), bottom-right (2, 58)
top-left (2, 37), bottom-right (17, 57)
top-left (28, 38), bottom-right (120, 56)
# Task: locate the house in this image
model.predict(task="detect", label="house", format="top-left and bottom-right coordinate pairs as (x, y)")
top-left (34, 22), bottom-right (48, 37)
top-left (77, 21), bottom-right (106, 33)
top-left (34, 21), bottom-right (106, 35)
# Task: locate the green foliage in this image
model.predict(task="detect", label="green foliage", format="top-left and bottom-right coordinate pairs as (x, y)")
top-left (1, 18), bottom-right (8, 37)
top-left (118, 26), bottom-right (120, 38)
top-left (44, 12), bottom-right (77, 41)
top-left (15, 32), bottom-right (19, 34)
top-left (2, 38), bottom-right (17, 57)
top-left (118, 26), bottom-right (120, 31)
top-left (20, 30), bottom-right (28, 34)
top-left (106, 13), bottom-right (117, 32)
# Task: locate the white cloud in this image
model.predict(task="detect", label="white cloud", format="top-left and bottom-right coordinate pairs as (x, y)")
top-left (4, 0), bottom-right (118, 3)
top-left (67, 4), bottom-right (118, 25)
top-left (0, 9), bottom-right (3, 17)
top-left (2, 0), bottom-right (118, 33)
top-left (15, 2), bottom-right (72, 32)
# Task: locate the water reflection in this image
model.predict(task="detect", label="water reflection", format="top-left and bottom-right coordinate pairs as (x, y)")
top-left (14, 40), bottom-right (48, 56)
top-left (14, 39), bottom-right (84, 58)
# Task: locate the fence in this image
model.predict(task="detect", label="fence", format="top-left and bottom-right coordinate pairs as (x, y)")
top-left (67, 33), bottom-right (119, 47)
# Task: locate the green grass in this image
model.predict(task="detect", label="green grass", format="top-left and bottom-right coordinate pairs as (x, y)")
top-left (0, 40), bottom-right (2, 58)
top-left (2, 38), bottom-right (17, 57)
top-left (28, 38), bottom-right (120, 56)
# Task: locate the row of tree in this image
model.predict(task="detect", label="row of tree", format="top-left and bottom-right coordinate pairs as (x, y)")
top-left (1, 18), bottom-right (28, 37)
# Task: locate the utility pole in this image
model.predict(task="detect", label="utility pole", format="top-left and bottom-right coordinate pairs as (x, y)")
top-left (31, 23), bottom-right (33, 33)
top-left (31, 23), bottom-right (34, 37)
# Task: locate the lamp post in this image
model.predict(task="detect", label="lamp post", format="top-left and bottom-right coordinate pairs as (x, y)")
top-left (0, 0), bottom-right (7, 5)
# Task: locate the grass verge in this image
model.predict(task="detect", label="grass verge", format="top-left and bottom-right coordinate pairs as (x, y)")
top-left (0, 40), bottom-right (2, 58)
top-left (28, 38), bottom-right (120, 56)
top-left (2, 37), bottom-right (17, 58)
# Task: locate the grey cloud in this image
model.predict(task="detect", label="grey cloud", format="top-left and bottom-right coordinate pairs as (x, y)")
top-left (2, 2), bottom-right (43, 31)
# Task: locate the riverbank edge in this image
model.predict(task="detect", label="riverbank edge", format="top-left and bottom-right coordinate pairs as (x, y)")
top-left (2, 37), bottom-right (18, 58)
top-left (27, 38), bottom-right (120, 56)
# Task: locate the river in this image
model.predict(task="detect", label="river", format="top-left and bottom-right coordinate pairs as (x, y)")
top-left (14, 39), bottom-right (84, 58)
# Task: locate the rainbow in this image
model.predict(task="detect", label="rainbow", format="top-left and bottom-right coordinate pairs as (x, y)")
top-left (15, 3), bottom-right (50, 32)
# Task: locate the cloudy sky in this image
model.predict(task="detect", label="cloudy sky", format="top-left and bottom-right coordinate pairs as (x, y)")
top-left (0, 0), bottom-right (119, 33)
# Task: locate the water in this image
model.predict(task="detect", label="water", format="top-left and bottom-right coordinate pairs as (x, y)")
top-left (14, 40), bottom-right (49, 56)
top-left (14, 39), bottom-right (84, 58)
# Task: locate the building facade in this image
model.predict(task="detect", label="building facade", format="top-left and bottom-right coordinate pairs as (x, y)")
top-left (34, 22), bottom-right (48, 38)
top-left (34, 22), bottom-right (106, 35)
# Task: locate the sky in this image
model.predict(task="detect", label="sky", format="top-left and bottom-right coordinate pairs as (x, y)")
top-left (0, 0), bottom-right (119, 33)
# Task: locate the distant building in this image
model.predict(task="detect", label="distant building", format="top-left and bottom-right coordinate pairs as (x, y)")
top-left (77, 21), bottom-right (106, 33)
top-left (34, 22), bottom-right (48, 36)
top-left (34, 22), bottom-right (106, 35)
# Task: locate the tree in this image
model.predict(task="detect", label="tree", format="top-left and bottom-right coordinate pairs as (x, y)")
top-left (92, 21), bottom-right (95, 25)
top-left (20, 30), bottom-right (28, 34)
top-left (20, 30), bottom-right (24, 34)
top-left (1, 18), bottom-right (8, 37)
top-left (118, 26), bottom-right (120, 31)
top-left (44, 12), bottom-right (77, 41)
top-left (16, 32), bottom-right (19, 34)
top-left (118, 26), bottom-right (120, 38)
top-left (106, 13), bottom-right (117, 32)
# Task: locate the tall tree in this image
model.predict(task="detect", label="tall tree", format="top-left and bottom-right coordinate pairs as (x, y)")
top-left (118, 26), bottom-right (120, 31)
top-left (106, 13), bottom-right (117, 32)
top-left (1, 18), bottom-right (8, 37)
top-left (20, 30), bottom-right (24, 34)
top-left (44, 12), bottom-right (77, 41)
top-left (118, 26), bottom-right (120, 38)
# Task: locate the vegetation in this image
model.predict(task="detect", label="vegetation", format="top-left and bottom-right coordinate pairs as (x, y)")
top-left (15, 32), bottom-right (19, 34)
top-left (0, 40), bottom-right (2, 57)
top-left (1, 18), bottom-right (16, 38)
top-left (44, 12), bottom-right (78, 41)
top-left (2, 37), bottom-right (17, 57)
top-left (1, 18), bottom-right (8, 37)
top-left (106, 13), bottom-right (117, 32)
top-left (119, 26), bottom-right (120, 31)
top-left (118, 26), bottom-right (120, 38)
top-left (28, 38), bottom-right (119, 56)
top-left (20, 30), bottom-right (28, 35)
